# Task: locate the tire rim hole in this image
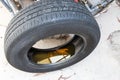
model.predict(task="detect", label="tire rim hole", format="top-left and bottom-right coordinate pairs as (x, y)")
top-left (28, 35), bottom-right (84, 65)
top-left (32, 34), bottom-right (75, 50)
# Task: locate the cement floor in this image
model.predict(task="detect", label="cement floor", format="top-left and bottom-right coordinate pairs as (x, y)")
top-left (0, 1), bottom-right (120, 80)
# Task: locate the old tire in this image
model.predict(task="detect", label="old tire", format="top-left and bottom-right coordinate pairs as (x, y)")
top-left (4, 0), bottom-right (100, 72)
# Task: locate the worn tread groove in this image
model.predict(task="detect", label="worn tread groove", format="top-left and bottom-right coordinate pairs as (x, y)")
top-left (6, 1), bottom-right (86, 34)
top-left (5, 6), bottom-right (92, 41)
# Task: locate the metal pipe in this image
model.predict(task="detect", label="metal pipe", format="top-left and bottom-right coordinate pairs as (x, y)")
top-left (7, 0), bottom-right (19, 14)
top-left (0, 0), bottom-right (13, 13)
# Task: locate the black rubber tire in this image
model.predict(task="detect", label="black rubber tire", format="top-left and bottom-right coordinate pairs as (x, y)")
top-left (4, 0), bottom-right (100, 72)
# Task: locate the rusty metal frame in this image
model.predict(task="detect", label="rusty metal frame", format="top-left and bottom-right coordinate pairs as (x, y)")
top-left (81, 0), bottom-right (114, 15)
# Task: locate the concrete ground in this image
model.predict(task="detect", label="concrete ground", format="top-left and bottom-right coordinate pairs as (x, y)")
top-left (0, 1), bottom-right (120, 80)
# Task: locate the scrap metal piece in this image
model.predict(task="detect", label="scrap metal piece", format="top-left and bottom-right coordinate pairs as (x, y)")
top-left (81, 0), bottom-right (114, 15)
top-left (18, 0), bottom-right (34, 8)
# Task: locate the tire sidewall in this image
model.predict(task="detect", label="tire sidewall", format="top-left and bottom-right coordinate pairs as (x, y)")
top-left (6, 20), bottom-right (100, 72)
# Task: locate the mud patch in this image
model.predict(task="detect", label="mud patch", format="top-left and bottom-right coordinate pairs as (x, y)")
top-left (116, 0), bottom-right (120, 6)
top-left (33, 73), bottom-right (46, 77)
top-left (108, 30), bottom-right (120, 51)
top-left (108, 30), bottom-right (120, 64)
top-left (58, 73), bottom-right (76, 80)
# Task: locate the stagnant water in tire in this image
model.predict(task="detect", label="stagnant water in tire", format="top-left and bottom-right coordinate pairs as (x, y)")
top-left (28, 35), bottom-right (84, 64)
top-left (31, 44), bottom-right (75, 64)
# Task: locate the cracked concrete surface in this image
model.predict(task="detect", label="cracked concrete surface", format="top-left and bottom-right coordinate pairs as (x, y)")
top-left (0, 1), bottom-right (120, 80)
